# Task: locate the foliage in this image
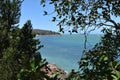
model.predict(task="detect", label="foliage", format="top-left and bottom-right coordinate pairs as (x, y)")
top-left (0, 0), bottom-right (48, 80)
top-left (0, 47), bottom-right (20, 79)
top-left (41, 0), bottom-right (120, 33)
top-left (41, 0), bottom-right (120, 79)
top-left (0, 0), bottom-right (63, 79)
top-left (0, 0), bottom-right (21, 58)
top-left (17, 20), bottom-right (43, 68)
top-left (17, 20), bottom-right (50, 80)
top-left (79, 28), bottom-right (120, 79)
top-left (17, 54), bottom-right (49, 80)
top-left (66, 69), bottom-right (81, 80)
top-left (0, 0), bottom-right (22, 79)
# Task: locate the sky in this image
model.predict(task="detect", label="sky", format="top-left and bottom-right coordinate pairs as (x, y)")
top-left (20, 0), bottom-right (100, 34)
top-left (20, 0), bottom-right (59, 31)
top-left (19, 0), bottom-right (103, 34)
top-left (19, 0), bottom-right (120, 34)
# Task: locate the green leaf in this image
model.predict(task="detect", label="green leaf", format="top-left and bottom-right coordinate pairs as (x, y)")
top-left (103, 56), bottom-right (108, 61)
top-left (44, 11), bottom-right (47, 15)
top-left (71, 15), bottom-right (75, 21)
top-left (52, 17), bottom-right (56, 22)
top-left (30, 59), bottom-right (35, 69)
top-left (112, 74), bottom-right (118, 80)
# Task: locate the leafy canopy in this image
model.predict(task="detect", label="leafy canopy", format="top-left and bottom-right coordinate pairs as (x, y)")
top-left (41, 0), bottom-right (120, 33)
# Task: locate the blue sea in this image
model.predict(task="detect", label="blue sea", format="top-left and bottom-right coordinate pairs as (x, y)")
top-left (37, 34), bottom-right (102, 72)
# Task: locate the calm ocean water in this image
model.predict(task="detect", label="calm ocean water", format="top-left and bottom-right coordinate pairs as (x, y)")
top-left (37, 34), bottom-right (102, 72)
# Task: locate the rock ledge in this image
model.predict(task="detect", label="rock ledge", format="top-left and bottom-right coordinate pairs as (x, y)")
top-left (40, 64), bottom-right (67, 79)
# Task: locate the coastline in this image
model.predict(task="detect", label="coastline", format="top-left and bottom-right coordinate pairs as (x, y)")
top-left (32, 29), bottom-right (61, 36)
top-left (36, 34), bottom-right (61, 36)
top-left (40, 63), bottom-right (68, 79)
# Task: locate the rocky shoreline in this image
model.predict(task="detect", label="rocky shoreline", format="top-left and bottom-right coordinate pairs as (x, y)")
top-left (40, 63), bottom-right (68, 79)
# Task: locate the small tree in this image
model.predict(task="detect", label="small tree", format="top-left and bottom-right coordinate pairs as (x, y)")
top-left (18, 20), bottom-right (43, 68)
top-left (17, 20), bottom-right (61, 80)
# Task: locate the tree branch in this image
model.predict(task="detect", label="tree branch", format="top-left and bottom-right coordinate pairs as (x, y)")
top-left (106, 17), bottom-right (119, 29)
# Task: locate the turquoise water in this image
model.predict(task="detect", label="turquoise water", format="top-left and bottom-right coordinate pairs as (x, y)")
top-left (37, 34), bottom-right (102, 72)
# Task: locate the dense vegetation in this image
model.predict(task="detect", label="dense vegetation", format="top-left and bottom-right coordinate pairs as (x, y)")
top-left (0, 0), bottom-right (50, 80)
top-left (41, 0), bottom-right (120, 79)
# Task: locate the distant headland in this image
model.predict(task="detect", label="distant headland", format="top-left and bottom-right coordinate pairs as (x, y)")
top-left (32, 29), bottom-right (61, 35)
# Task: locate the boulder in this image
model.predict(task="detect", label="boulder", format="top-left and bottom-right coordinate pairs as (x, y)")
top-left (40, 63), bottom-right (67, 79)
